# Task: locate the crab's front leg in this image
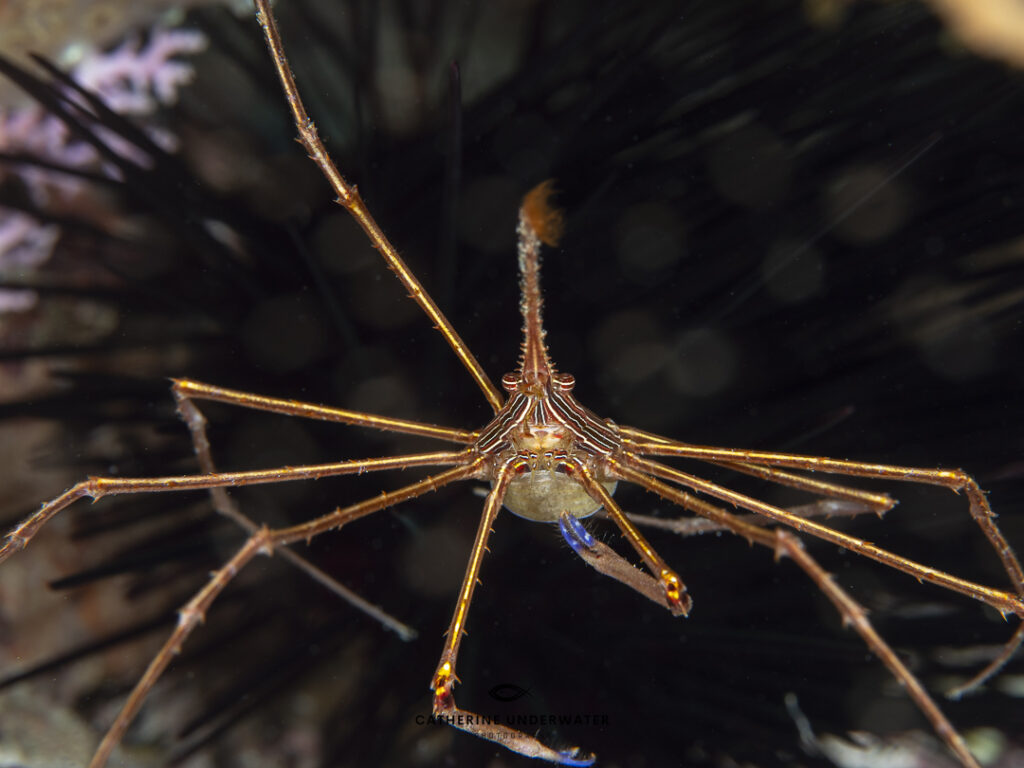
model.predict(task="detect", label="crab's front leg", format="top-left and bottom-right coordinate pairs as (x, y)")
top-left (429, 458), bottom-right (595, 765)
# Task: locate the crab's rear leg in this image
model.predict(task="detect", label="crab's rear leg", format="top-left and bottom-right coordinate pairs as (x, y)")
top-left (82, 461), bottom-right (482, 768)
top-left (775, 530), bottom-right (981, 768)
top-left (173, 385), bottom-right (418, 639)
top-left (617, 462), bottom-right (984, 768)
top-left (87, 528), bottom-right (272, 768)
top-left (946, 622), bottom-right (1024, 699)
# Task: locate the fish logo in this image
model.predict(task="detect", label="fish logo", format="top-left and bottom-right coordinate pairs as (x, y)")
top-left (488, 683), bottom-right (531, 702)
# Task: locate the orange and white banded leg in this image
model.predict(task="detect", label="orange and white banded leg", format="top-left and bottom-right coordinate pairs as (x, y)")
top-left (606, 463), bottom-right (981, 768)
top-left (172, 378), bottom-right (476, 444)
top-left (252, 0), bottom-right (504, 414)
top-left (625, 434), bottom-right (1024, 597)
top-left (0, 450), bottom-right (473, 566)
top-left (616, 454), bottom-right (1024, 619)
top-left (429, 460), bottom-right (595, 766)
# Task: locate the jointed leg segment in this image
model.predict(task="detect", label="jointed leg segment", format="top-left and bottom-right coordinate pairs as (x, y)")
top-left (173, 386), bottom-right (418, 640)
top-left (946, 621), bottom-right (1024, 699)
top-left (774, 531), bottom-right (981, 768)
top-left (0, 450), bottom-right (471, 565)
top-left (606, 459), bottom-right (986, 767)
top-left (172, 378), bottom-right (476, 443)
top-left (88, 528), bottom-right (275, 768)
top-left (567, 458), bottom-right (690, 615)
top-left (620, 499), bottom-right (881, 538)
top-left (624, 434), bottom-right (1024, 597)
top-left (66, 458), bottom-right (483, 768)
top-left (429, 459), bottom-right (595, 766)
top-left (252, 0), bottom-right (504, 414)
top-left (619, 434), bottom-right (1024, 694)
top-left (559, 512), bottom-right (684, 612)
top-left (618, 453), bottom-right (1024, 618)
top-left (3, 1), bottom-right (1015, 765)
top-left (0, 368), bottom-right (487, 768)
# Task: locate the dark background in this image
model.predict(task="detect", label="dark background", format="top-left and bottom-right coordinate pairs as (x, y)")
top-left (1, 1), bottom-right (1023, 766)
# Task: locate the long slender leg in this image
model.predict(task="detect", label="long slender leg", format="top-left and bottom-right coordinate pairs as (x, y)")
top-left (565, 458), bottom-right (690, 615)
top-left (172, 378), bottom-right (476, 443)
top-left (620, 455), bottom-right (1023, 698)
top-left (614, 456), bottom-right (1024, 692)
top-left (616, 453), bottom-right (1024, 618)
top-left (714, 461), bottom-right (895, 513)
top-left (620, 498), bottom-right (877, 538)
top-left (0, 450), bottom-right (473, 564)
top-left (430, 460), bottom-right (593, 766)
top-left (614, 463), bottom-right (777, 548)
top-left (624, 432), bottom-right (1024, 597)
top-left (559, 512), bottom-right (683, 613)
top-left (726, 435), bottom-right (1024, 693)
top-left (83, 461), bottom-right (482, 768)
top-left (946, 622), bottom-right (1024, 699)
top-left (618, 425), bottom-right (679, 445)
top-left (174, 390), bottom-right (416, 640)
top-left (271, 459), bottom-right (485, 545)
top-left (251, 0), bottom-right (504, 413)
top-left (774, 530), bottom-right (981, 768)
top-left (623, 424), bottom-right (896, 514)
top-left (615, 465), bottom-right (980, 768)
top-left (88, 528), bottom-right (272, 768)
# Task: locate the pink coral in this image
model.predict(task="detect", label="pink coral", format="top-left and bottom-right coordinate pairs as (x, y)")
top-left (0, 25), bottom-right (207, 311)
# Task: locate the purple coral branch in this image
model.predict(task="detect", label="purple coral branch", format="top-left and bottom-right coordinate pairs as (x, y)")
top-left (0, 26), bottom-right (208, 310)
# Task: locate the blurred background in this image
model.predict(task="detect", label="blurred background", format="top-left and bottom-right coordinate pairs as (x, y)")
top-left (1, 0), bottom-right (1023, 766)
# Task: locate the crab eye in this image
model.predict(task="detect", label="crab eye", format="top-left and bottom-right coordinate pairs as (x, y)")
top-left (554, 372), bottom-right (575, 391)
top-left (501, 373), bottom-right (520, 392)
